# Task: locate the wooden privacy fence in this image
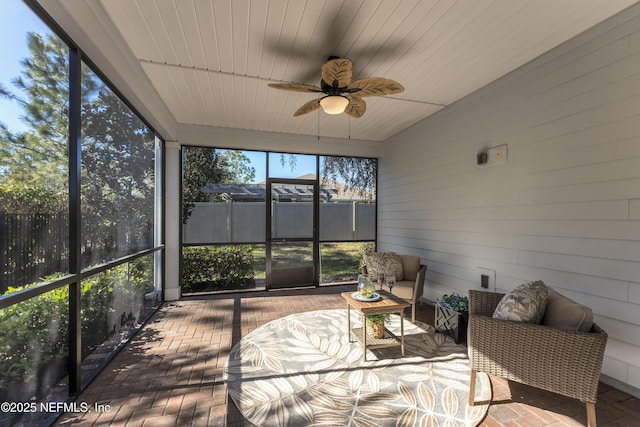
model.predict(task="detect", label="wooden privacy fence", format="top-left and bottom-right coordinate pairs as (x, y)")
top-left (0, 212), bottom-right (68, 294)
top-left (183, 201), bottom-right (376, 244)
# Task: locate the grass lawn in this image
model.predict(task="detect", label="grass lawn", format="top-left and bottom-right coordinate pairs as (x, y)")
top-left (183, 241), bottom-right (373, 292)
top-left (250, 241), bottom-right (372, 281)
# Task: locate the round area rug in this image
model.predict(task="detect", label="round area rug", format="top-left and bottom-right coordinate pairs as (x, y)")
top-left (224, 309), bottom-right (491, 427)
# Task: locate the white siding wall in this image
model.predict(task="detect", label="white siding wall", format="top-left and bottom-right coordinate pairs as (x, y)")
top-left (379, 4), bottom-right (640, 393)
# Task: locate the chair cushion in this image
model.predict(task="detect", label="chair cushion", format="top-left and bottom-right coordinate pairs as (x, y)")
top-left (493, 281), bottom-right (548, 324)
top-left (542, 287), bottom-right (593, 332)
top-left (399, 255), bottom-right (420, 281)
top-left (365, 252), bottom-right (403, 281)
top-left (381, 280), bottom-right (414, 300)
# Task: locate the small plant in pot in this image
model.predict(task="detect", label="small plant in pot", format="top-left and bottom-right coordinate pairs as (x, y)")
top-left (435, 293), bottom-right (469, 313)
top-left (435, 293), bottom-right (469, 344)
top-left (365, 313), bottom-right (390, 339)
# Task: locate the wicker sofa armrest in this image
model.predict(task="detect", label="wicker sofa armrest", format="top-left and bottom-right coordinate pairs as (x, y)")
top-left (468, 313), bottom-right (607, 403)
top-left (469, 289), bottom-right (504, 316)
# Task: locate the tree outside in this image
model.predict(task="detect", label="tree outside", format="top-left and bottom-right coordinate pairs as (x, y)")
top-left (0, 19), bottom-right (162, 422)
top-left (182, 147), bottom-right (255, 223)
top-left (0, 31), bottom-right (162, 277)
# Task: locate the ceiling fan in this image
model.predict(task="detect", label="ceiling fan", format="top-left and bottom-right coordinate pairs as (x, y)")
top-left (268, 57), bottom-right (404, 118)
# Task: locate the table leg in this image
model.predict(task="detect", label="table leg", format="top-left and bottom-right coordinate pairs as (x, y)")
top-left (362, 316), bottom-right (367, 362)
top-left (400, 311), bottom-right (405, 357)
top-left (347, 304), bottom-right (351, 342)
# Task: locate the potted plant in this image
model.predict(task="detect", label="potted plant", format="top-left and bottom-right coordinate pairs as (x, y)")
top-left (364, 313), bottom-right (390, 339)
top-left (436, 293), bottom-right (469, 313)
top-left (435, 293), bottom-right (469, 344)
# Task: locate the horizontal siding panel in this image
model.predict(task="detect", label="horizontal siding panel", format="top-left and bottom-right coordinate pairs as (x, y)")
top-left (515, 136), bottom-right (640, 176)
top-left (518, 250), bottom-right (640, 283)
top-left (486, 39), bottom-right (633, 134)
top-left (426, 260), bottom-right (477, 286)
top-left (595, 316), bottom-right (640, 348)
top-left (456, 17), bottom-right (640, 133)
top-left (504, 93), bottom-right (640, 148)
top-left (630, 199), bottom-right (640, 219)
top-left (631, 364), bottom-right (640, 390)
top-left (427, 270), bottom-right (472, 294)
top-left (632, 29), bottom-right (640, 53)
top-left (381, 178), bottom-right (640, 210)
top-left (378, 219), bottom-right (640, 241)
top-left (630, 281), bottom-right (640, 304)
top-left (423, 281), bottom-right (451, 302)
top-left (602, 354), bottom-right (629, 385)
top-left (383, 227), bottom-right (640, 262)
top-left (417, 248), bottom-right (476, 270)
top-left (378, 234), bottom-right (519, 264)
top-left (421, 258), bottom-right (631, 303)
top-left (602, 338), bottom-right (640, 371)
top-left (519, 157), bottom-right (640, 189)
top-left (509, 115), bottom-right (640, 163)
top-left (381, 200), bottom-right (629, 221)
top-left (531, 51), bottom-right (640, 111)
top-left (380, 162), bottom-right (470, 196)
top-left (496, 263), bottom-right (629, 301)
top-left (381, 152), bottom-right (640, 204)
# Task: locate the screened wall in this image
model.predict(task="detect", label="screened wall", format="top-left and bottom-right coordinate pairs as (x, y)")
top-left (0, 2), bottom-right (164, 425)
top-left (182, 148), bottom-right (376, 291)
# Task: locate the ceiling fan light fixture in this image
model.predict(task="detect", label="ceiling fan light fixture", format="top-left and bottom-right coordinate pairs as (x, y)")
top-left (319, 95), bottom-right (349, 114)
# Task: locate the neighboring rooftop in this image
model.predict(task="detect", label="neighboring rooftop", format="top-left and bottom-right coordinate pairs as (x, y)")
top-left (202, 174), bottom-right (373, 202)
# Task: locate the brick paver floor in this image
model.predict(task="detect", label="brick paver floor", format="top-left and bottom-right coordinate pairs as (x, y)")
top-left (54, 284), bottom-right (640, 426)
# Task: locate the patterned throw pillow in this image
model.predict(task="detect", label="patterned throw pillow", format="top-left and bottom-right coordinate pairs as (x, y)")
top-left (492, 281), bottom-right (549, 324)
top-left (365, 252), bottom-right (404, 281)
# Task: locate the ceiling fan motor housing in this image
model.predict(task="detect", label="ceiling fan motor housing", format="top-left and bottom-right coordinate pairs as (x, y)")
top-left (321, 79), bottom-right (352, 95)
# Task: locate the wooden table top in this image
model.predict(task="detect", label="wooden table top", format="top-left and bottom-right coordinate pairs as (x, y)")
top-left (341, 290), bottom-right (410, 315)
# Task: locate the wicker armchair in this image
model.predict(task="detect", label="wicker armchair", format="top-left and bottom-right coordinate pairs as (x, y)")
top-left (468, 290), bottom-right (607, 427)
top-left (362, 253), bottom-right (426, 323)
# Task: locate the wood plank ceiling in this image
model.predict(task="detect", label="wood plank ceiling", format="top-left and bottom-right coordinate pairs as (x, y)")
top-left (96, 0), bottom-right (637, 141)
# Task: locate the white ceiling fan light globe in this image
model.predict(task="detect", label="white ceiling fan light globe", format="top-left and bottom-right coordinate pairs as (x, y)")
top-left (319, 95), bottom-right (349, 114)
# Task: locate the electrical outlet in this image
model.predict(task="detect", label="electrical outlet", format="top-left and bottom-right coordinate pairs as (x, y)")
top-left (477, 267), bottom-right (496, 291)
top-left (479, 144), bottom-right (507, 168)
top-left (480, 274), bottom-right (489, 289)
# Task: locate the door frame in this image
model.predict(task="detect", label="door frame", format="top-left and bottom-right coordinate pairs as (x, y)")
top-left (265, 178), bottom-right (319, 289)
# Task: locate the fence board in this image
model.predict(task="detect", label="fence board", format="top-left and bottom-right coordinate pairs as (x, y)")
top-left (0, 212), bottom-right (68, 294)
top-left (184, 201), bottom-right (376, 244)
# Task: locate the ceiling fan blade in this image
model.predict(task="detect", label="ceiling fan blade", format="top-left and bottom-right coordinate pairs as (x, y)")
top-left (347, 78), bottom-right (404, 97)
top-left (321, 58), bottom-right (353, 88)
top-left (344, 95), bottom-right (366, 118)
top-left (268, 83), bottom-right (324, 93)
top-left (293, 98), bottom-right (322, 117)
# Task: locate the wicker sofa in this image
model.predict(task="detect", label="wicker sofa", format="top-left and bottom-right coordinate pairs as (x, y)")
top-left (468, 289), bottom-right (607, 427)
top-left (362, 252), bottom-right (427, 322)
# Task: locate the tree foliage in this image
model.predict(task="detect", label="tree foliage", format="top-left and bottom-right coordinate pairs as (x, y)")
top-left (0, 30), bottom-right (256, 270)
top-left (81, 87), bottom-right (156, 262)
top-left (0, 182), bottom-right (64, 214)
top-left (321, 156), bottom-right (377, 201)
top-left (182, 147), bottom-right (254, 223)
top-left (0, 31), bottom-right (155, 266)
top-left (0, 32), bottom-right (98, 196)
top-left (225, 150), bottom-right (255, 184)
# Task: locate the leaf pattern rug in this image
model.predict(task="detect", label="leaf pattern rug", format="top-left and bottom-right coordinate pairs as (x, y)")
top-left (224, 309), bottom-right (491, 426)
